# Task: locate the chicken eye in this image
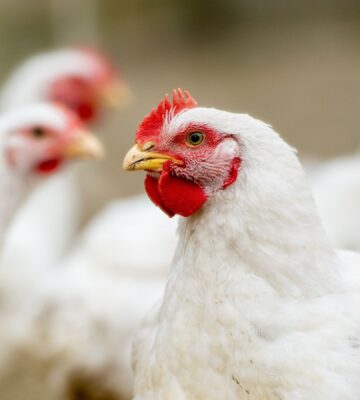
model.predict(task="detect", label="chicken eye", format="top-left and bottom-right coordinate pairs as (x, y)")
top-left (186, 132), bottom-right (204, 147)
top-left (31, 126), bottom-right (47, 139)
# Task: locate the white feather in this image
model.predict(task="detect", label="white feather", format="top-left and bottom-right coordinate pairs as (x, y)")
top-left (310, 154), bottom-right (360, 250)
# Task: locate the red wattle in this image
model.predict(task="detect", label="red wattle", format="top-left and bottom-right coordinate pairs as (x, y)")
top-left (145, 166), bottom-right (208, 218)
top-left (35, 158), bottom-right (63, 175)
top-left (145, 175), bottom-right (175, 217)
top-left (159, 171), bottom-right (207, 217)
top-left (75, 102), bottom-right (97, 122)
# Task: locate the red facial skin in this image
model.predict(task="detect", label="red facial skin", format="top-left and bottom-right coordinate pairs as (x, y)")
top-left (5, 142), bottom-right (64, 175)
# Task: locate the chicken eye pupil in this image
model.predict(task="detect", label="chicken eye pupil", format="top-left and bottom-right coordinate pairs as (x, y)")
top-left (32, 126), bottom-right (45, 138)
top-left (187, 132), bottom-right (204, 146)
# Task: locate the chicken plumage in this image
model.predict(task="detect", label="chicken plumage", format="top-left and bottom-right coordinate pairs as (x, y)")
top-left (64, 194), bottom-right (177, 278)
top-left (310, 154), bottom-right (360, 250)
top-left (124, 89), bottom-right (360, 400)
top-left (0, 192), bottom-right (175, 399)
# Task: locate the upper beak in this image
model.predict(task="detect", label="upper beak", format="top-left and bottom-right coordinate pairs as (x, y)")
top-left (123, 143), bottom-right (180, 172)
top-left (64, 130), bottom-right (105, 160)
top-left (101, 80), bottom-right (131, 109)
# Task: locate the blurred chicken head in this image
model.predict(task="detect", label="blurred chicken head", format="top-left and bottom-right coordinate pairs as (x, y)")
top-left (47, 48), bottom-right (127, 123)
top-left (1, 48), bottom-right (128, 124)
top-left (3, 103), bottom-right (104, 176)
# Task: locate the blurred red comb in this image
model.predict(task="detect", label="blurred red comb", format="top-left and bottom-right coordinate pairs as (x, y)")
top-left (136, 89), bottom-right (197, 143)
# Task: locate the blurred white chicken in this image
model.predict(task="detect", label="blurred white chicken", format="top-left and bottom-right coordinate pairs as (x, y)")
top-left (310, 153), bottom-right (360, 250)
top-left (0, 103), bottom-right (101, 246)
top-left (65, 194), bottom-right (177, 278)
top-left (0, 47), bottom-right (124, 271)
top-left (123, 90), bottom-right (360, 399)
top-left (0, 102), bottom-right (102, 288)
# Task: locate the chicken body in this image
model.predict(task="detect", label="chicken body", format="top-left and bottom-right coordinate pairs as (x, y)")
top-left (64, 194), bottom-right (177, 278)
top-left (0, 103), bottom-right (103, 400)
top-left (1, 170), bottom-right (80, 273)
top-left (0, 255), bottom-right (164, 400)
top-left (0, 195), bottom-right (174, 399)
top-left (125, 94), bottom-right (360, 399)
top-left (310, 154), bottom-right (360, 250)
top-left (0, 147), bottom-right (33, 245)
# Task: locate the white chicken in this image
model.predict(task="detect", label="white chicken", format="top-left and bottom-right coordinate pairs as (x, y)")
top-left (123, 89), bottom-right (360, 400)
top-left (0, 47), bottom-right (123, 271)
top-left (310, 154), bottom-right (360, 250)
top-left (0, 103), bottom-right (106, 400)
top-left (0, 103), bottom-right (102, 247)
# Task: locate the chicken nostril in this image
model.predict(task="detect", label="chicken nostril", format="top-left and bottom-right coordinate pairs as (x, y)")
top-left (142, 141), bottom-right (155, 151)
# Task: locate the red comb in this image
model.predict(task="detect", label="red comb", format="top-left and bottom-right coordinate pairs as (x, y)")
top-left (136, 89), bottom-right (197, 143)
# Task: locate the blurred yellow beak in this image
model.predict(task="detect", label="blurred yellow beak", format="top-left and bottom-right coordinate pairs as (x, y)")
top-left (123, 143), bottom-right (180, 172)
top-left (101, 80), bottom-right (131, 109)
top-left (64, 130), bottom-right (104, 159)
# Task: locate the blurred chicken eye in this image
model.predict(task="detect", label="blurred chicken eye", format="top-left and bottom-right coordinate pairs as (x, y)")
top-left (186, 132), bottom-right (204, 147)
top-left (31, 126), bottom-right (46, 139)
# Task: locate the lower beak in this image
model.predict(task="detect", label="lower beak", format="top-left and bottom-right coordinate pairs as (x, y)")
top-left (64, 131), bottom-right (104, 159)
top-left (101, 80), bottom-right (131, 109)
top-left (123, 144), bottom-right (179, 172)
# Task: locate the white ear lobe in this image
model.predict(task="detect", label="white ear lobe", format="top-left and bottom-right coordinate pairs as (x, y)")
top-left (216, 139), bottom-right (238, 157)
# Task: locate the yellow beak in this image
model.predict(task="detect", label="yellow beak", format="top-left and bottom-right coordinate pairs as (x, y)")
top-left (101, 80), bottom-right (131, 109)
top-left (123, 143), bottom-right (180, 172)
top-left (64, 130), bottom-right (104, 159)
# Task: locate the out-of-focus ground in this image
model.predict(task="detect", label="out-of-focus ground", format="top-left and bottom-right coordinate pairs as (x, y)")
top-left (0, 0), bottom-right (359, 220)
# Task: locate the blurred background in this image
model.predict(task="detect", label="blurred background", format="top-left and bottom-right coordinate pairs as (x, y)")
top-left (0, 0), bottom-right (359, 220)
